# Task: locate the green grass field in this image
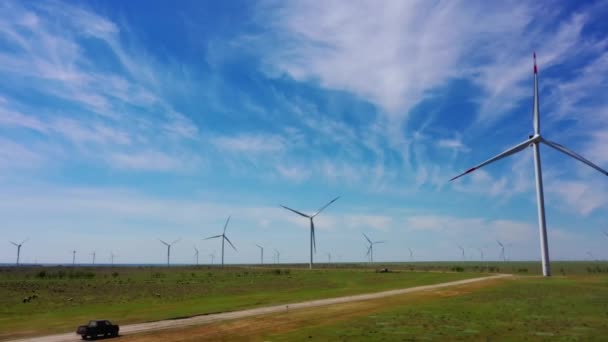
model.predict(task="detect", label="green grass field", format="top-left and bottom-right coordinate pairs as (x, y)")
top-left (0, 265), bottom-right (481, 340)
top-left (265, 274), bottom-right (608, 341)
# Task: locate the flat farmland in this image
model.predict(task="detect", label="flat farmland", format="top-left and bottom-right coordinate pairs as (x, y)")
top-left (0, 265), bottom-right (480, 340)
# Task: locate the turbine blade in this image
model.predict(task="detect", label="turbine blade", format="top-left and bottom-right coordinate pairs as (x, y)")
top-left (362, 233), bottom-right (372, 244)
top-left (159, 239), bottom-right (169, 246)
top-left (280, 205), bottom-right (310, 218)
top-left (496, 240), bottom-right (504, 247)
top-left (223, 216), bottom-right (231, 234)
top-left (311, 220), bottom-right (316, 253)
top-left (366, 246), bottom-right (371, 256)
top-left (21, 238), bottom-right (29, 245)
top-left (374, 241), bottom-right (386, 244)
top-left (541, 139), bottom-right (608, 176)
top-left (224, 236), bottom-right (237, 251)
top-left (312, 196), bottom-right (340, 217)
top-left (533, 52), bottom-right (540, 134)
top-left (10, 241), bottom-right (18, 246)
top-left (172, 239), bottom-right (180, 245)
top-left (204, 235), bottom-right (222, 240)
top-left (450, 138), bottom-right (533, 182)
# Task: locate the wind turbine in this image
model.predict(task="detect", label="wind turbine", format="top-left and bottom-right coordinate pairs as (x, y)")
top-left (497, 240), bottom-right (506, 262)
top-left (110, 252), bottom-right (117, 266)
top-left (450, 54), bottom-right (608, 277)
top-left (586, 251), bottom-right (595, 261)
top-left (71, 250), bottom-right (76, 266)
top-left (477, 248), bottom-right (484, 261)
top-left (280, 196), bottom-right (339, 269)
top-left (159, 239), bottom-right (180, 266)
top-left (204, 216), bottom-right (237, 268)
top-left (90, 251), bottom-right (96, 265)
top-left (408, 247), bottom-right (413, 261)
top-left (325, 252), bottom-right (332, 264)
top-left (193, 246), bottom-right (199, 265)
top-left (255, 244), bottom-right (264, 265)
top-left (458, 245), bottom-right (465, 260)
top-left (274, 249), bottom-right (280, 264)
top-left (363, 233), bottom-right (385, 264)
top-left (10, 238), bottom-right (28, 266)
top-left (209, 252), bottom-right (215, 265)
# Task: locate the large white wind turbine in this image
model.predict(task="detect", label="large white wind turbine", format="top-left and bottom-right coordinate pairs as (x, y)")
top-left (10, 238), bottom-right (28, 266)
top-left (159, 239), bottom-right (180, 266)
top-left (363, 233), bottom-right (384, 264)
top-left (280, 196), bottom-right (340, 269)
top-left (497, 240), bottom-right (506, 262)
top-left (256, 244), bottom-right (264, 265)
top-left (450, 54), bottom-right (608, 277)
top-left (204, 216), bottom-right (237, 268)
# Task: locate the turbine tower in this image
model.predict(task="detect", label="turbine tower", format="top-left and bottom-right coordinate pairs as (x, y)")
top-left (209, 252), bottom-right (215, 265)
top-left (450, 54), bottom-right (608, 277)
top-left (193, 246), bottom-right (199, 265)
top-left (274, 249), bottom-right (280, 264)
top-left (71, 250), bottom-right (76, 266)
top-left (204, 216), bottom-right (237, 268)
top-left (90, 251), bottom-right (96, 265)
top-left (159, 239), bottom-right (180, 266)
top-left (255, 244), bottom-right (264, 265)
top-left (363, 233), bottom-right (385, 264)
top-left (10, 238), bottom-right (28, 266)
top-left (326, 252), bottom-right (331, 264)
top-left (408, 247), bottom-right (413, 261)
top-left (280, 196), bottom-right (339, 269)
top-left (497, 240), bottom-right (506, 262)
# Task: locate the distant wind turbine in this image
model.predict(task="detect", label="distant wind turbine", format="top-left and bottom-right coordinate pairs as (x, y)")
top-left (90, 251), bottom-right (96, 265)
top-left (193, 246), bottom-right (199, 265)
top-left (71, 250), bottom-right (76, 266)
top-left (450, 54), bottom-right (608, 277)
top-left (458, 245), bottom-right (465, 260)
top-left (408, 247), bottom-right (413, 261)
top-left (280, 196), bottom-right (339, 269)
top-left (10, 238), bottom-right (28, 266)
top-left (587, 251), bottom-right (595, 261)
top-left (363, 233), bottom-right (384, 264)
top-left (325, 252), bottom-right (331, 264)
top-left (256, 244), bottom-right (264, 265)
top-left (274, 249), bottom-right (280, 264)
top-left (159, 239), bottom-right (180, 266)
top-left (110, 252), bottom-right (117, 266)
top-left (209, 252), bottom-right (215, 265)
top-left (204, 216), bottom-right (237, 268)
top-left (477, 248), bottom-right (484, 261)
top-left (497, 240), bottom-right (506, 262)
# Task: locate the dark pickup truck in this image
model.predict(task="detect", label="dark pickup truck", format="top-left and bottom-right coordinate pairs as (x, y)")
top-left (76, 320), bottom-right (119, 340)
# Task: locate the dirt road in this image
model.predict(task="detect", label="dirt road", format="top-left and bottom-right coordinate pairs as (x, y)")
top-left (10, 274), bottom-right (511, 342)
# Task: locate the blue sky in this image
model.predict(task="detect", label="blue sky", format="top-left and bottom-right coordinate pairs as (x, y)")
top-left (1, 0), bottom-right (608, 265)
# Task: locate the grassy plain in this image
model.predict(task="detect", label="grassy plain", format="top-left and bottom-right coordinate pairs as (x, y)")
top-left (121, 271), bottom-right (608, 341)
top-left (0, 265), bottom-right (480, 340)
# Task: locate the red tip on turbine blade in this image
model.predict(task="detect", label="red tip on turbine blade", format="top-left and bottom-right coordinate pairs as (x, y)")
top-left (465, 167), bottom-right (477, 174)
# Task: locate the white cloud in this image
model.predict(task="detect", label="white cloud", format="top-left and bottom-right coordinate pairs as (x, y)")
top-left (212, 133), bottom-right (285, 153)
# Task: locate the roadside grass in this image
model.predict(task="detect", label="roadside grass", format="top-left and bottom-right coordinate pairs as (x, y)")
top-left (0, 266), bottom-right (479, 340)
top-left (266, 275), bottom-right (608, 341)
